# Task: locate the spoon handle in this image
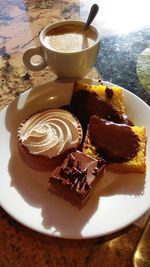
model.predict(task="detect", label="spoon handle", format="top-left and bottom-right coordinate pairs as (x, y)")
top-left (84, 4), bottom-right (99, 30)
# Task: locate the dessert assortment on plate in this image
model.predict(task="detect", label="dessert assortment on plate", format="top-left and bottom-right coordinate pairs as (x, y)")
top-left (71, 81), bottom-right (147, 173)
top-left (17, 80), bottom-right (147, 207)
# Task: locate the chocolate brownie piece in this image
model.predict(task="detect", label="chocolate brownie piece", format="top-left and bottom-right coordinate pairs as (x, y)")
top-left (49, 150), bottom-right (105, 207)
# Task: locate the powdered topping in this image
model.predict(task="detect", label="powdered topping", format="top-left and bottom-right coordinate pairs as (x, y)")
top-left (19, 109), bottom-right (82, 158)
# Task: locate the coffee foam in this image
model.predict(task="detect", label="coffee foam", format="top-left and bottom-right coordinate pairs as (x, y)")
top-left (43, 24), bottom-right (97, 53)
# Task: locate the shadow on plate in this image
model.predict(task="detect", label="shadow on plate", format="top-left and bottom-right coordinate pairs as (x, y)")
top-left (8, 148), bottom-right (101, 237)
top-left (95, 171), bottom-right (145, 197)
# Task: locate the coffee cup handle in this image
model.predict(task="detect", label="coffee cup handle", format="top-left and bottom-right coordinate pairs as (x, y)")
top-left (23, 47), bottom-right (47, 71)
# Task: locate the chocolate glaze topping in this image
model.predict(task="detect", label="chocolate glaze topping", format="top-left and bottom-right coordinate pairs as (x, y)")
top-left (59, 153), bottom-right (90, 191)
top-left (89, 116), bottom-right (140, 162)
top-left (50, 150), bottom-right (105, 197)
top-left (70, 90), bottom-right (124, 123)
top-left (105, 87), bottom-right (114, 98)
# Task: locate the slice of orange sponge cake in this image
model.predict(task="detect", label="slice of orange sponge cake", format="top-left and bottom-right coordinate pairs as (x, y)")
top-left (83, 116), bottom-right (147, 173)
top-left (70, 80), bottom-right (147, 173)
top-left (108, 125), bottom-right (147, 173)
top-left (71, 80), bottom-right (125, 120)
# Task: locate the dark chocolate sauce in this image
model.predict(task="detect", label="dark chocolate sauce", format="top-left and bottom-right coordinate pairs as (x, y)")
top-left (70, 90), bottom-right (124, 123)
top-left (89, 116), bottom-right (139, 162)
top-left (105, 87), bottom-right (114, 98)
top-left (61, 104), bottom-right (89, 143)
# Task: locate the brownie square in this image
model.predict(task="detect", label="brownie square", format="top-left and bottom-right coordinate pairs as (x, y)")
top-left (49, 150), bottom-right (105, 207)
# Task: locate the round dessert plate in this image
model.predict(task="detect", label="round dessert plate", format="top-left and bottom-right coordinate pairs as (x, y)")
top-left (0, 78), bottom-right (150, 239)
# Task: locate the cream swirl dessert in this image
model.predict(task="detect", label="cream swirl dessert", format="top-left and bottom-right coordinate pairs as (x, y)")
top-left (19, 109), bottom-right (82, 159)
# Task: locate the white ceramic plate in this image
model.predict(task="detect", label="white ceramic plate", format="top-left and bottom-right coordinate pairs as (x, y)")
top-left (0, 79), bottom-right (150, 239)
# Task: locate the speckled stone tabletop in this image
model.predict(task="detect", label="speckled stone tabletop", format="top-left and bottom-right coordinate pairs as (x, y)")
top-left (0, 1), bottom-right (150, 266)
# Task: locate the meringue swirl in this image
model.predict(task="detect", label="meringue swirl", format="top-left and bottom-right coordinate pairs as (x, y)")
top-left (19, 109), bottom-right (82, 158)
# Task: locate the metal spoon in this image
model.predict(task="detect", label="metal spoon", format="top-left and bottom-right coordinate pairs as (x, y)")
top-left (84, 4), bottom-right (99, 31)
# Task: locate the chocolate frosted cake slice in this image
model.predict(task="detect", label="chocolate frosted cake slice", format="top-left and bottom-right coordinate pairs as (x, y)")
top-left (70, 80), bottom-right (126, 123)
top-left (83, 116), bottom-right (147, 173)
top-left (49, 150), bottom-right (105, 207)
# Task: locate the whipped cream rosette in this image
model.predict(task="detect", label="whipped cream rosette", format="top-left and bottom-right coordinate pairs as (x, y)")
top-left (18, 109), bottom-right (83, 170)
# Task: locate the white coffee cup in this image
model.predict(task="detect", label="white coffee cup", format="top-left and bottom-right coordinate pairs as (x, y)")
top-left (23, 20), bottom-right (100, 78)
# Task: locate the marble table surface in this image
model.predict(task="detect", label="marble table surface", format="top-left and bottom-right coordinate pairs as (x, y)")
top-left (0, 1), bottom-right (150, 266)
